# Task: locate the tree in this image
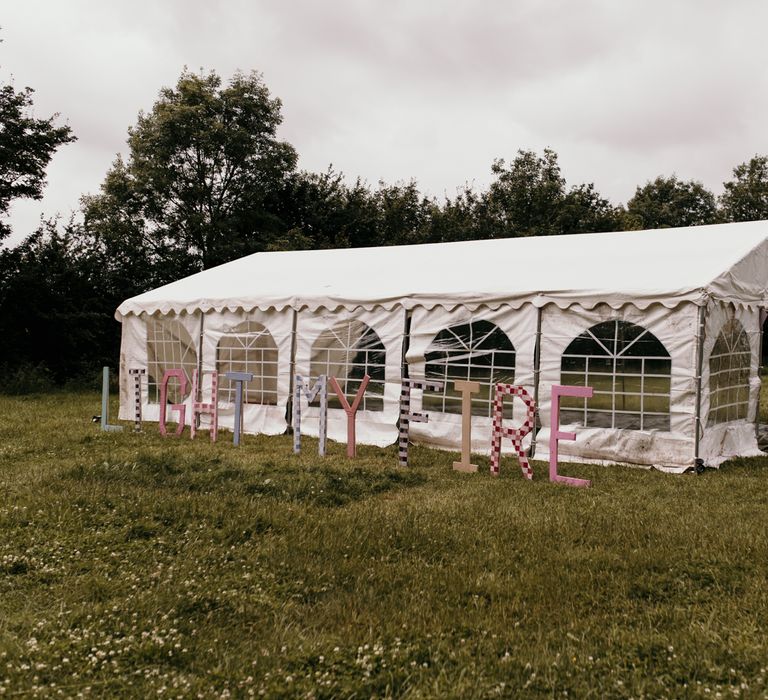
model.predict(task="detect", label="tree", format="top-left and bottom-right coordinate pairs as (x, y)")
top-left (0, 83), bottom-right (76, 240)
top-left (427, 185), bottom-right (491, 243)
top-left (626, 176), bottom-right (718, 229)
top-left (485, 149), bottom-right (566, 237)
top-left (0, 219), bottom-right (111, 383)
top-left (556, 183), bottom-right (621, 234)
top-left (269, 169), bottom-right (381, 251)
top-left (719, 155), bottom-right (768, 222)
top-left (82, 69), bottom-right (298, 271)
top-left (374, 180), bottom-right (434, 246)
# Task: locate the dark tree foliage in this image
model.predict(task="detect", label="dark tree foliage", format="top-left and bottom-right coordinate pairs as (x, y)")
top-left (82, 69), bottom-right (297, 272)
top-left (557, 183), bottom-right (622, 234)
top-left (374, 181), bottom-right (436, 247)
top-left (486, 149), bottom-right (566, 237)
top-left (483, 149), bottom-right (622, 237)
top-left (426, 186), bottom-right (490, 243)
top-left (626, 175), bottom-right (718, 229)
top-left (0, 84), bottom-right (76, 240)
top-left (0, 220), bottom-right (116, 384)
top-left (720, 155), bottom-right (768, 222)
top-left (269, 169), bottom-right (381, 251)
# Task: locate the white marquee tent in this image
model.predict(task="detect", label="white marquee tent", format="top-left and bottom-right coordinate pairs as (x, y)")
top-left (116, 220), bottom-right (768, 471)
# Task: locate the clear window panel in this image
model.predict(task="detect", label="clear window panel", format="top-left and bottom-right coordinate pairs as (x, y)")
top-left (146, 318), bottom-right (199, 404)
top-left (561, 320), bottom-right (671, 432)
top-left (424, 320), bottom-right (516, 418)
top-left (311, 321), bottom-right (387, 413)
top-left (708, 318), bottom-right (751, 426)
top-left (216, 321), bottom-right (280, 406)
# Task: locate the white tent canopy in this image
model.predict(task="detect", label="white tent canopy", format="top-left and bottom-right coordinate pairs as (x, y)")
top-left (117, 221), bottom-right (768, 317)
top-left (117, 221), bottom-right (768, 471)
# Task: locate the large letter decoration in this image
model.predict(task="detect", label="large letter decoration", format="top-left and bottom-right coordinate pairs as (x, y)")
top-left (398, 378), bottom-right (444, 467)
top-left (100, 366), bottom-right (123, 432)
top-left (190, 370), bottom-right (218, 443)
top-left (293, 375), bottom-right (328, 456)
top-left (224, 371), bottom-right (253, 446)
top-left (159, 369), bottom-right (188, 436)
top-left (490, 384), bottom-right (535, 479)
top-left (549, 384), bottom-right (593, 488)
top-left (329, 375), bottom-right (369, 458)
top-left (128, 368), bottom-right (145, 432)
top-left (453, 380), bottom-right (479, 472)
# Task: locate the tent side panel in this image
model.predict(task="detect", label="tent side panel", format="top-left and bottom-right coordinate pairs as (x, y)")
top-left (118, 311), bottom-right (201, 425)
top-left (699, 301), bottom-right (764, 466)
top-left (293, 307), bottom-right (406, 448)
top-left (200, 308), bottom-right (293, 436)
top-left (405, 304), bottom-right (538, 454)
top-left (533, 302), bottom-right (698, 470)
top-left (118, 314), bottom-right (147, 422)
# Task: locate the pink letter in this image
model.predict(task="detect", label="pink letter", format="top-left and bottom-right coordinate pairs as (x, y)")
top-left (159, 369), bottom-right (188, 437)
top-left (453, 380), bottom-right (479, 472)
top-left (190, 370), bottom-right (218, 442)
top-left (329, 375), bottom-right (370, 458)
top-left (549, 384), bottom-right (593, 487)
top-left (490, 384), bottom-right (535, 479)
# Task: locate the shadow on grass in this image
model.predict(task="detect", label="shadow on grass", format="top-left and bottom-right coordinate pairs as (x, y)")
top-left (60, 450), bottom-right (427, 508)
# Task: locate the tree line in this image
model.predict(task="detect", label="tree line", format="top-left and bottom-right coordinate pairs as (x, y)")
top-left (2, 68), bottom-right (768, 388)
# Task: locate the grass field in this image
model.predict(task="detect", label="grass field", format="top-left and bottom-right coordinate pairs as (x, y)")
top-left (1, 393), bottom-right (768, 698)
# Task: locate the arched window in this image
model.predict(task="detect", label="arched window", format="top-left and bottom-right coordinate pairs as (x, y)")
top-left (708, 318), bottom-right (751, 425)
top-left (310, 321), bottom-right (386, 412)
top-left (424, 320), bottom-right (516, 418)
top-left (560, 320), bottom-right (671, 430)
top-left (216, 321), bottom-right (279, 405)
top-left (146, 318), bottom-right (198, 404)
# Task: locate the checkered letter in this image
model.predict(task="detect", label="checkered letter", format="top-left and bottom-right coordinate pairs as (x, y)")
top-left (489, 384), bottom-right (535, 479)
top-left (191, 370), bottom-right (219, 443)
top-left (159, 369), bottom-right (188, 437)
top-left (293, 375), bottom-right (328, 456)
top-left (128, 368), bottom-right (145, 433)
top-left (398, 378), bottom-right (444, 468)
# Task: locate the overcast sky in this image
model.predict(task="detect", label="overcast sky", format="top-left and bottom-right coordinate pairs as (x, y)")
top-left (2, 0), bottom-right (767, 245)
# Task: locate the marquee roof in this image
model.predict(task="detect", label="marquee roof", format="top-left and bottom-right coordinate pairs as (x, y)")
top-left (116, 220), bottom-right (768, 318)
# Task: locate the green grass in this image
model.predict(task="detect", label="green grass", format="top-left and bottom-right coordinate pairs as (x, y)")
top-left (2, 393), bottom-right (768, 697)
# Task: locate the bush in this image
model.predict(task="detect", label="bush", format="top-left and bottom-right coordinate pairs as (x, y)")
top-left (0, 362), bottom-right (56, 395)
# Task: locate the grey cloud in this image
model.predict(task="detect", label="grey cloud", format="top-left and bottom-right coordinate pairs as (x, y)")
top-left (3, 0), bottom-right (768, 242)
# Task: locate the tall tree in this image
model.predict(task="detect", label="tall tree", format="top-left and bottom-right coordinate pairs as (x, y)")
top-left (485, 149), bottom-right (566, 237)
top-left (428, 185), bottom-right (492, 243)
top-left (719, 155), bottom-right (768, 222)
top-left (0, 83), bottom-right (76, 240)
top-left (626, 175), bottom-right (718, 229)
top-left (269, 169), bottom-right (381, 251)
top-left (557, 183), bottom-right (621, 234)
top-left (374, 180), bottom-right (434, 246)
top-left (82, 69), bottom-right (298, 271)
top-left (0, 219), bottom-right (111, 382)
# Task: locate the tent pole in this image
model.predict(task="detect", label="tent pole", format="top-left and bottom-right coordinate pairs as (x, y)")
top-left (756, 309), bottom-right (766, 445)
top-left (694, 303), bottom-right (707, 466)
top-left (286, 308), bottom-right (299, 430)
top-left (401, 309), bottom-right (412, 381)
top-left (529, 305), bottom-right (543, 459)
top-left (396, 309), bottom-right (413, 443)
top-left (195, 314), bottom-right (205, 427)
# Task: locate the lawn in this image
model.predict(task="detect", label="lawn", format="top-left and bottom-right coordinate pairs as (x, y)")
top-left (1, 392), bottom-right (768, 698)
